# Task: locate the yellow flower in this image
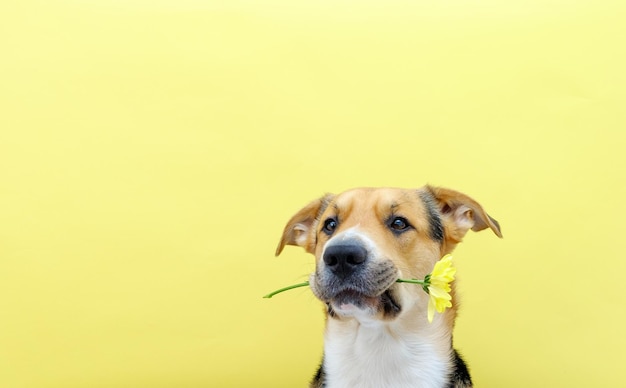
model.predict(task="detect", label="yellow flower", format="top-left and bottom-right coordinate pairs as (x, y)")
top-left (426, 254), bottom-right (456, 323)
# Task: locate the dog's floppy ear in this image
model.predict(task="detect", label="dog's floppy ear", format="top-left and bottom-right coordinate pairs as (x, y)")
top-left (426, 185), bottom-right (502, 242)
top-left (276, 194), bottom-right (334, 256)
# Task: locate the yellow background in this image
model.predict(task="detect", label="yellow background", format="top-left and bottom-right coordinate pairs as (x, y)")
top-left (1, 0), bottom-right (625, 386)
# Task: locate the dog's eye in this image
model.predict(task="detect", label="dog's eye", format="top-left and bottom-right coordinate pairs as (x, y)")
top-left (389, 217), bottom-right (410, 232)
top-left (322, 218), bottom-right (338, 234)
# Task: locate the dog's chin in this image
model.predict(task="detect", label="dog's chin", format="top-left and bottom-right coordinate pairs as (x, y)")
top-left (331, 289), bottom-right (378, 310)
top-left (328, 288), bottom-right (401, 319)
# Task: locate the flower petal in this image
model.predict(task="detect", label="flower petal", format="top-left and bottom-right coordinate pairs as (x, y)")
top-left (428, 297), bottom-right (436, 323)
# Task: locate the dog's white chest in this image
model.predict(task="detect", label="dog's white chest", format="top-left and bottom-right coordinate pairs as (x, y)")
top-left (323, 320), bottom-right (449, 388)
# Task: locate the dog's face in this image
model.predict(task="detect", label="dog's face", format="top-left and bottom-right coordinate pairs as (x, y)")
top-left (276, 186), bottom-right (501, 322)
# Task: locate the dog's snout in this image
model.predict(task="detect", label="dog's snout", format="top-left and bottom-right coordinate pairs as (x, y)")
top-left (323, 244), bottom-right (368, 279)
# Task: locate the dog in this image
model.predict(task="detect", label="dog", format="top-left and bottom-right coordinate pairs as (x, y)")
top-left (275, 186), bottom-right (502, 388)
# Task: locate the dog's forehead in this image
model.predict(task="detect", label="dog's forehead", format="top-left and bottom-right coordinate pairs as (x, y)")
top-left (332, 187), bottom-right (424, 216)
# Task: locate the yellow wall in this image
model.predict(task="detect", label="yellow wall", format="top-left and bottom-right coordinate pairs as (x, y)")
top-left (1, 1), bottom-right (625, 386)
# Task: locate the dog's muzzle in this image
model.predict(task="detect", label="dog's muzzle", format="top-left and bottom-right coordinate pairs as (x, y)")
top-left (310, 239), bottom-right (399, 315)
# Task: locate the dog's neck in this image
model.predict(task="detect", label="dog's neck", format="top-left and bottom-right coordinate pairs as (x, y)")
top-left (322, 305), bottom-right (454, 388)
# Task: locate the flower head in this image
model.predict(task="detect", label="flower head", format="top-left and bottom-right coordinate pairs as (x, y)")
top-left (426, 254), bottom-right (456, 323)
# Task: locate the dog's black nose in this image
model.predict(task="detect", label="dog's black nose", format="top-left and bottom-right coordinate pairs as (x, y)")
top-left (323, 244), bottom-right (368, 279)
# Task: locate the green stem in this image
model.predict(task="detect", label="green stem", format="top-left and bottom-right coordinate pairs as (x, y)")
top-left (395, 278), bottom-right (427, 285)
top-left (396, 277), bottom-right (431, 294)
top-left (263, 277), bottom-right (432, 298)
top-left (263, 281), bottom-right (310, 298)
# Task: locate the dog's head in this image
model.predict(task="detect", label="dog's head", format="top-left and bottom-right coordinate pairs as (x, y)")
top-left (276, 186), bottom-right (501, 322)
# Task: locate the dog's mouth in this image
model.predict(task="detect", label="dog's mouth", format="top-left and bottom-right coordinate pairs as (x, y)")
top-left (310, 258), bottom-right (401, 319)
top-left (321, 285), bottom-right (401, 319)
top-left (332, 288), bottom-right (379, 308)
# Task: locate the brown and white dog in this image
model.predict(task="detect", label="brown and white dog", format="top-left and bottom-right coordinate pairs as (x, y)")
top-left (276, 186), bottom-right (502, 388)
